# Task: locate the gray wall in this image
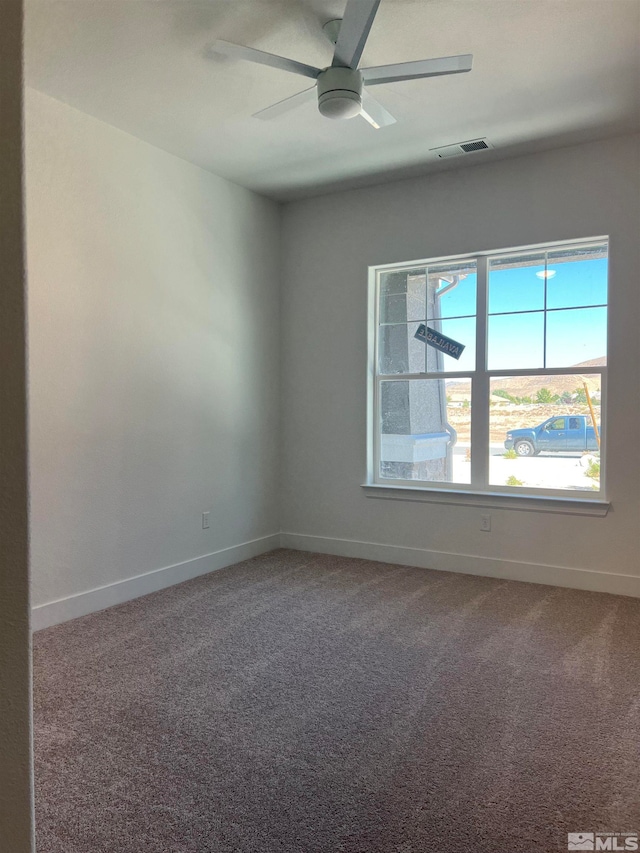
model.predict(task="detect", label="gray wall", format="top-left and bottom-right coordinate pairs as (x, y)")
top-left (23, 91), bottom-right (640, 617)
top-left (0, 1), bottom-right (35, 850)
top-left (26, 89), bottom-right (281, 617)
top-left (280, 135), bottom-right (640, 594)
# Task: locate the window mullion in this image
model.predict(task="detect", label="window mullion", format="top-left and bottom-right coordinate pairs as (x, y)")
top-left (471, 256), bottom-right (489, 490)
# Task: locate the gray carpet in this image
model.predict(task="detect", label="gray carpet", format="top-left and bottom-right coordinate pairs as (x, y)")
top-left (34, 549), bottom-right (640, 853)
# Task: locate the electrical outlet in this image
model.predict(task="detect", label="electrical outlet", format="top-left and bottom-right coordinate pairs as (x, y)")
top-left (202, 512), bottom-right (210, 530)
top-left (480, 514), bottom-right (491, 532)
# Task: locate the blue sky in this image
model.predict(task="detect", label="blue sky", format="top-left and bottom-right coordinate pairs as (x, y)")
top-left (382, 256), bottom-right (608, 374)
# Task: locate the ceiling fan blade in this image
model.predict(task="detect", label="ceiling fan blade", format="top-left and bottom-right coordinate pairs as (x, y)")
top-left (253, 87), bottom-right (317, 120)
top-left (332, 0), bottom-right (381, 69)
top-left (360, 89), bottom-right (396, 129)
top-left (363, 54), bottom-right (473, 86)
top-left (211, 40), bottom-right (320, 80)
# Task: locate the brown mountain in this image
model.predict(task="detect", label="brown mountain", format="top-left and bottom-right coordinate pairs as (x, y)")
top-left (447, 357), bottom-right (605, 401)
top-left (573, 356), bottom-right (607, 368)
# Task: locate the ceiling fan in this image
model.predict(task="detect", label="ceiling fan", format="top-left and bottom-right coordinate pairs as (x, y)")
top-left (211, 0), bottom-right (472, 129)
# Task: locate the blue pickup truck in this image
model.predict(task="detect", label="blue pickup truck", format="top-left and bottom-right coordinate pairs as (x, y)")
top-left (504, 415), bottom-right (600, 457)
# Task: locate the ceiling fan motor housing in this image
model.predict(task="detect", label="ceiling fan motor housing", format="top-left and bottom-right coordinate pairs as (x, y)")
top-left (317, 67), bottom-right (363, 119)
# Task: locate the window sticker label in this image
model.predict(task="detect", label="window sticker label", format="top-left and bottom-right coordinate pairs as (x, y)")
top-left (415, 324), bottom-right (465, 360)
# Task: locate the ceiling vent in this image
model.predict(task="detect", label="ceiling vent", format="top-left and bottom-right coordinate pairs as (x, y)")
top-left (430, 138), bottom-right (493, 159)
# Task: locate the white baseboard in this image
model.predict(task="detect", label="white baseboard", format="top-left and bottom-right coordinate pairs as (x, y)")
top-left (32, 533), bottom-right (281, 631)
top-left (280, 532), bottom-right (640, 599)
top-left (33, 530), bottom-right (640, 631)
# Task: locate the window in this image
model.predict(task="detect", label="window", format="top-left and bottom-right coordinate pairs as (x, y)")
top-left (369, 239), bottom-right (607, 498)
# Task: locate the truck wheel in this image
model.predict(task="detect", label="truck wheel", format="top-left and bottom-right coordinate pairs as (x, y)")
top-left (515, 440), bottom-right (535, 457)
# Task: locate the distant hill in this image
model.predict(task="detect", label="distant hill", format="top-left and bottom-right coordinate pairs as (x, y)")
top-left (572, 356), bottom-right (607, 368)
top-left (447, 357), bottom-right (605, 401)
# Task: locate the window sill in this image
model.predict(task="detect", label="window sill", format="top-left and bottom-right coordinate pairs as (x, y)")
top-left (361, 483), bottom-right (610, 516)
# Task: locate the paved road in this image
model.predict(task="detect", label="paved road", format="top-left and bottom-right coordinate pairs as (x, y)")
top-left (451, 445), bottom-right (599, 490)
top-left (453, 443), bottom-right (503, 456)
top-left (453, 442), bottom-right (588, 459)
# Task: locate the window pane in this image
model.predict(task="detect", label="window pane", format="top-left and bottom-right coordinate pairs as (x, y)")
top-left (487, 312), bottom-right (544, 370)
top-left (426, 317), bottom-right (476, 373)
top-left (379, 379), bottom-right (471, 484)
top-left (378, 319), bottom-right (475, 375)
top-left (378, 322), bottom-right (426, 374)
top-left (379, 269), bottom-right (426, 324)
top-left (427, 261), bottom-right (477, 319)
top-left (546, 307), bottom-right (607, 368)
top-left (489, 374), bottom-right (602, 492)
top-left (488, 253), bottom-right (545, 314)
top-left (546, 245), bottom-right (608, 309)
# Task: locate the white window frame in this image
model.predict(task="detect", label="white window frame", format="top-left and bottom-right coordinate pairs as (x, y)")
top-left (365, 236), bottom-right (609, 510)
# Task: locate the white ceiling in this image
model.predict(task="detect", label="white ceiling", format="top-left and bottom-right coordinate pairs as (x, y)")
top-left (25, 0), bottom-right (640, 200)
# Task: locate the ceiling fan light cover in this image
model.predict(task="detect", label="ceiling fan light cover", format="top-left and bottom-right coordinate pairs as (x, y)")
top-left (318, 90), bottom-right (362, 119)
top-left (317, 66), bottom-right (363, 120)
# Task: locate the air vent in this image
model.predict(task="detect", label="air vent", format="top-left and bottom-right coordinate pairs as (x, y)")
top-left (460, 140), bottom-right (489, 152)
top-left (430, 138), bottom-right (494, 159)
